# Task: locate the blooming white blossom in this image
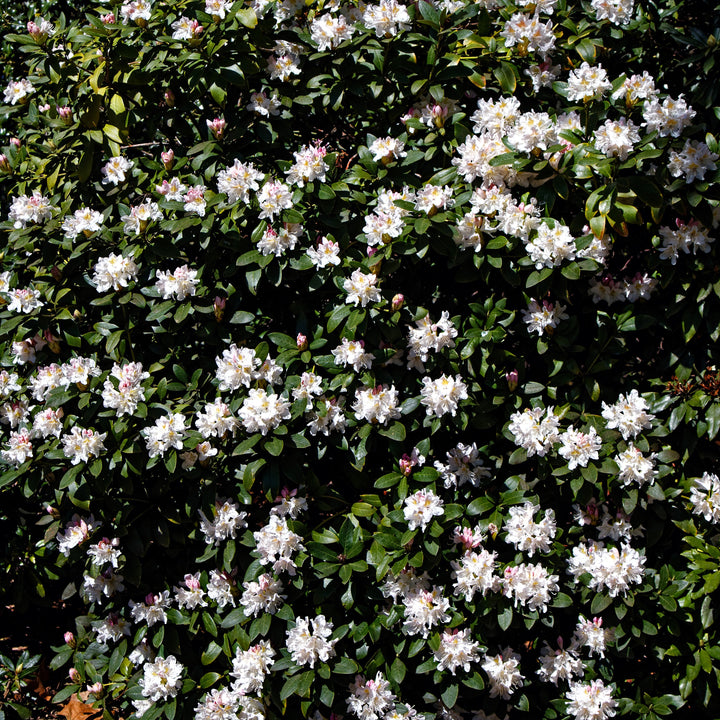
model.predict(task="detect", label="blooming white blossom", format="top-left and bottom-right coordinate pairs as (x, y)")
top-left (310, 12), bottom-right (355, 50)
top-left (240, 573), bottom-right (286, 616)
top-left (435, 442), bottom-right (491, 489)
top-left (508, 406), bottom-right (561, 457)
top-left (419, 374), bottom-right (468, 417)
top-left (87, 537), bottom-right (122, 568)
top-left (601, 389), bottom-right (654, 439)
top-left (568, 541), bottom-right (645, 597)
top-left (62, 427), bottom-right (107, 465)
top-left (92, 253), bottom-right (139, 292)
top-left (406, 311), bottom-right (457, 371)
top-left (286, 143), bottom-right (329, 186)
top-left (253, 515), bottom-right (305, 575)
top-left (353, 385), bottom-right (400, 425)
top-left (642, 95), bottom-right (695, 137)
top-left (505, 502), bottom-right (557, 556)
top-left (62, 207), bottom-right (104, 238)
top-left (139, 655), bottom-right (183, 702)
top-left (522, 299), bottom-right (569, 335)
top-left (122, 200), bottom-right (162, 235)
top-left (502, 562), bottom-right (559, 612)
top-left (615, 443), bottom-right (656, 486)
top-left (238, 389), bottom-right (291, 435)
top-left (363, 0), bottom-right (410, 38)
top-left (592, 0), bottom-right (634, 24)
top-left (689, 472), bottom-right (720, 524)
top-left (207, 569), bottom-right (236, 608)
top-left (537, 642), bottom-right (584, 685)
top-left (668, 140), bottom-right (718, 183)
top-left (347, 672), bottom-right (396, 720)
top-left (155, 265), bottom-right (199, 300)
top-left (403, 489), bottom-right (444, 531)
top-left (247, 91), bottom-right (282, 116)
top-left (199, 499), bottom-right (248, 544)
top-left (573, 616), bottom-right (614, 658)
top-left (101, 156), bottom-right (134, 185)
top-left (1, 428), bottom-right (33, 466)
top-left (344, 270), bottom-right (382, 307)
top-left (231, 641), bottom-right (275, 694)
top-left (566, 63), bottom-right (612, 102)
top-left (501, 13), bottom-right (556, 54)
top-left (257, 180), bottom-right (294, 220)
top-left (525, 222), bottom-right (577, 269)
top-left (452, 549), bottom-right (499, 601)
top-left (8, 192), bottom-right (55, 228)
top-left (56, 514), bottom-right (98, 556)
top-left (4, 78), bottom-right (35, 105)
top-left (565, 679), bottom-right (617, 720)
top-left (482, 648), bottom-right (524, 699)
top-left (402, 586), bottom-right (451, 637)
top-left (593, 118), bottom-right (640, 160)
top-left (332, 338), bottom-right (375, 372)
top-left (286, 615), bottom-right (337, 667)
top-left (558, 426), bottom-right (602, 470)
top-left (434, 628), bottom-right (481, 674)
top-left (174, 573), bottom-right (207, 610)
top-left (102, 362), bottom-right (149, 416)
top-left (142, 413), bottom-right (187, 457)
top-left (308, 236), bottom-right (341, 268)
top-left (217, 160), bottom-right (264, 203)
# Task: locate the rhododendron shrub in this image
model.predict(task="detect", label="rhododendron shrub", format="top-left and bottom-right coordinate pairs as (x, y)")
top-left (1, 1), bottom-right (720, 719)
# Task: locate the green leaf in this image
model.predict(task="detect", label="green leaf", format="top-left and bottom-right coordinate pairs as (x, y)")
top-left (280, 670), bottom-right (314, 700)
top-left (378, 422), bottom-right (406, 442)
top-left (493, 61), bottom-right (517, 94)
top-left (441, 684), bottom-right (458, 709)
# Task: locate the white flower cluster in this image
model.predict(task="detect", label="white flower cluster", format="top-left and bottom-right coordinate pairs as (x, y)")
top-left (559, 426), bottom-right (602, 470)
top-left (434, 628), bottom-right (480, 675)
top-left (565, 678), bottom-right (617, 720)
top-left (689, 472), bottom-right (720, 524)
top-left (142, 412), bottom-right (187, 457)
top-left (253, 515), bottom-right (305, 575)
top-left (403, 489), bottom-right (444, 531)
top-left (230, 640), bottom-right (275, 694)
top-left (217, 159), bottom-right (265, 203)
top-left (508, 405), bottom-right (561, 457)
top-left (502, 562), bottom-right (559, 612)
top-left (482, 648), bottom-right (524, 699)
top-left (588, 272), bottom-right (656, 305)
top-left (505, 502), bottom-right (557, 556)
top-left (568, 541), bottom-right (645, 596)
top-left (155, 265), bottom-right (198, 300)
top-left (139, 655), bottom-right (183, 702)
top-left (600, 389), bottom-right (654, 439)
top-left (92, 253), bottom-right (139, 292)
top-left (240, 573), bottom-right (286, 616)
top-left (452, 548), bottom-right (499, 601)
top-left (286, 615), bottom-right (337, 667)
top-left (347, 672), bottom-right (396, 720)
top-left (199, 499), bottom-right (248, 544)
top-left (419, 374), bottom-right (468, 417)
top-left (352, 385), bottom-right (400, 425)
top-left (434, 442), bottom-right (491, 489)
top-left (406, 311), bottom-right (457, 372)
top-left (522, 298), bottom-right (569, 335)
top-left (102, 362), bottom-right (149, 416)
top-left (8, 191), bottom-right (55, 228)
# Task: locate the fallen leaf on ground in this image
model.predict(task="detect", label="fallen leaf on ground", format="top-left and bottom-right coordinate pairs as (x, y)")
top-left (57, 694), bottom-right (103, 720)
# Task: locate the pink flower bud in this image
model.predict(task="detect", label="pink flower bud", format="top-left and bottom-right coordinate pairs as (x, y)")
top-left (296, 333), bottom-right (308, 351)
top-left (399, 454), bottom-right (413, 476)
top-left (391, 293), bottom-right (404, 311)
top-left (164, 89), bottom-right (175, 107)
top-left (101, 12), bottom-right (115, 24)
top-left (206, 117), bottom-right (226, 140)
top-left (0, 154), bottom-right (10, 172)
top-left (39, 103), bottom-right (51, 112)
top-left (68, 668), bottom-right (81, 683)
top-left (367, 247), bottom-right (378, 257)
top-left (50, 265), bottom-right (62, 282)
top-left (64, 631), bottom-right (75, 647)
top-left (87, 682), bottom-right (103, 696)
top-left (10, 138), bottom-right (21, 149)
top-left (161, 149), bottom-right (174, 170)
top-left (58, 106), bottom-right (72, 123)
top-left (506, 369), bottom-right (518, 392)
top-left (488, 522), bottom-right (498, 539)
top-left (213, 296), bottom-right (226, 322)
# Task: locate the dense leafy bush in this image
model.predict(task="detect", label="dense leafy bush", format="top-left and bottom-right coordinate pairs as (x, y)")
top-left (1, 1), bottom-right (720, 719)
